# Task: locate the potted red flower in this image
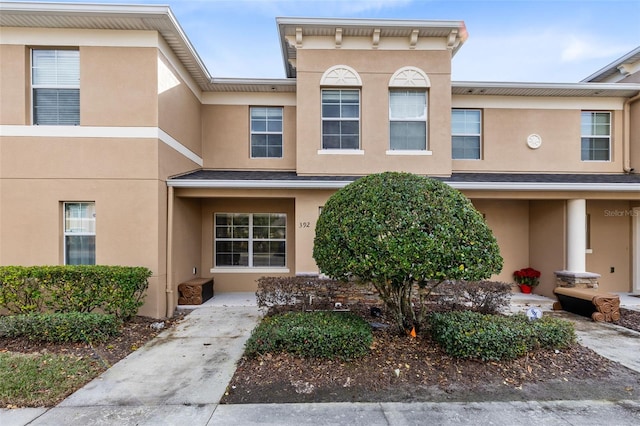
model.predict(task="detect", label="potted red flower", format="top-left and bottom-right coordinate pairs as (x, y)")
top-left (513, 267), bottom-right (541, 294)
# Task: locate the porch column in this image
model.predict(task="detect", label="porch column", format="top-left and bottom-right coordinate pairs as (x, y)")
top-left (555, 199), bottom-right (600, 289)
top-left (566, 199), bottom-right (586, 273)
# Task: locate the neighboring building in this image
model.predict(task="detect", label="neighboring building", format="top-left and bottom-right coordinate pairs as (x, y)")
top-left (1, 2), bottom-right (639, 318)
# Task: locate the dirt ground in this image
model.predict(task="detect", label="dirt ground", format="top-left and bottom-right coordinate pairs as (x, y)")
top-left (221, 307), bottom-right (640, 404)
top-left (2, 307), bottom-right (639, 406)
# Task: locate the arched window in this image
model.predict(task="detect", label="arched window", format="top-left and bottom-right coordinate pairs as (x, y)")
top-left (388, 67), bottom-right (429, 151)
top-left (320, 66), bottom-right (362, 150)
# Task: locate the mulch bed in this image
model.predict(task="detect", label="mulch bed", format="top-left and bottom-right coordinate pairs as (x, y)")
top-left (221, 306), bottom-right (640, 404)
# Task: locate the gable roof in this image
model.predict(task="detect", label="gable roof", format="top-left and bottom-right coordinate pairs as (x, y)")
top-left (582, 46), bottom-right (640, 83)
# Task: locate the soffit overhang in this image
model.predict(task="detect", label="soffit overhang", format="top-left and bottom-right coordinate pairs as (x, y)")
top-left (167, 171), bottom-right (640, 193)
top-left (452, 81), bottom-right (640, 98)
top-left (0, 1), bottom-right (213, 90)
top-left (277, 17), bottom-right (468, 78)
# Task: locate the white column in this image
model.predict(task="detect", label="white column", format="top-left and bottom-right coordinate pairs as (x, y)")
top-left (566, 199), bottom-right (586, 273)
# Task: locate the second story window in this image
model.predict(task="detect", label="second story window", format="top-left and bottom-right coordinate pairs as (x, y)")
top-left (32, 49), bottom-right (80, 125)
top-left (581, 111), bottom-right (610, 161)
top-left (389, 89), bottom-right (427, 150)
top-left (452, 109), bottom-right (481, 159)
top-left (251, 107), bottom-right (283, 158)
top-left (321, 89), bottom-right (360, 150)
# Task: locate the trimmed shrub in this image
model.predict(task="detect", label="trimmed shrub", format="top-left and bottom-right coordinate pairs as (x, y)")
top-left (0, 312), bottom-right (121, 343)
top-left (313, 172), bottom-right (503, 332)
top-left (245, 311), bottom-right (372, 360)
top-left (434, 280), bottom-right (512, 314)
top-left (0, 265), bottom-right (151, 320)
top-left (428, 311), bottom-right (575, 361)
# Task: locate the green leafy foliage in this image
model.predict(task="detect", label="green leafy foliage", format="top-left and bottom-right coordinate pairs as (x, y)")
top-left (0, 265), bottom-right (151, 320)
top-left (0, 312), bottom-right (121, 343)
top-left (428, 311), bottom-right (576, 361)
top-left (313, 172), bottom-right (503, 331)
top-left (245, 311), bottom-right (372, 360)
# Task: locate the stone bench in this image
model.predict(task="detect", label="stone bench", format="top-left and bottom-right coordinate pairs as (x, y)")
top-left (552, 286), bottom-right (620, 322)
top-left (178, 277), bottom-right (214, 305)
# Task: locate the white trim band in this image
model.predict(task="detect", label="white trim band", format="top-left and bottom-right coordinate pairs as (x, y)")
top-left (0, 125), bottom-right (203, 166)
top-left (168, 178), bottom-right (640, 192)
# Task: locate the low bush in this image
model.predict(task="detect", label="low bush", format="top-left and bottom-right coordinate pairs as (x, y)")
top-left (0, 312), bottom-right (121, 343)
top-left (256, 276), bottom-right (347, 311)
top-left (0, 265), bottom-right (151, 320)
top-left (428, 311), bottom-right (575, 361)
top-left (245, 311), bottom-right (372, 360)
top-left (434, 280), bottom-right (512, 314)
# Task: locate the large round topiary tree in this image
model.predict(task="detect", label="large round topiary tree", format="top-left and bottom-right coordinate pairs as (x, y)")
top-left (313, 172), bottom-right (503, 332)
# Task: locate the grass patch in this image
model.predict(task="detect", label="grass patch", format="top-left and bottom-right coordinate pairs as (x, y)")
top-left (0, 352), bottom-right (102, 407)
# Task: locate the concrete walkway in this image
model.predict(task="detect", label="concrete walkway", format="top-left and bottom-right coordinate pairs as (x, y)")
top-left (2, 292), bottom-right (640, 425)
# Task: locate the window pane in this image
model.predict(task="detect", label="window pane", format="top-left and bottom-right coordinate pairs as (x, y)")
top-left (389, 90), bottom-right (426, 120)
top-left (33, 88), bottom-right (80, 125)
top-left (390, 122), bottom-right (426, 150)
top-left (452, 136), bottom-right (480, 159)
top-left (65, 202), bottom-right (95, 233)
top-left (214, 213), bottom-right (286, 268)
top-left (65, 236), bottom-right (95, 265)
top-left (250, 107), bottom-right (283, 158)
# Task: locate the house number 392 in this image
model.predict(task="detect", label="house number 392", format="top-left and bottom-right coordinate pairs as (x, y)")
top-left (299, 222), bottom-right (311, 228)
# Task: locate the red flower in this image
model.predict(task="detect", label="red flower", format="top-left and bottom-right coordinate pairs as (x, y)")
top-left (513, 267), bottom-right (541, 286)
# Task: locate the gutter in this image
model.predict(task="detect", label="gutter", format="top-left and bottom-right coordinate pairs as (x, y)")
top-left (167, 179), bottom-right (640, 192)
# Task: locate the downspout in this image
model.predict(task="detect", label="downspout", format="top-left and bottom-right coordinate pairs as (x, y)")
top-left (166, 185), bottom-right (175, 318)
top-left (623, 92), bottom-right (640, 172)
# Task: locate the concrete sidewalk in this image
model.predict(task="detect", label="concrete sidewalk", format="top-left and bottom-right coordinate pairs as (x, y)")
top-left (2, 292), bottom-right (640, 425)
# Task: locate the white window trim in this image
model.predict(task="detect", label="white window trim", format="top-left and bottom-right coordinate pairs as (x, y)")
top-left (385, 150), bottom-right (432, 156)
top-left (317, 149), bottom-right (365, 155)
top-left (210, 267), bottom-right (290, 274)
top-left (31, 49), bottom-right (80, 126)
top-left (321, 88), bottom-right (361, 151)
top-left (250, 106), bottom-right (284, 159)
top-left (580, 111), bottom-right (611, 162)
top-left (451, 109), bottom-right (482, 160)
top-left (63, 201), bottom-right (95, 265)
top-left (388, 89), bottom-right (428, 152)
top-left (214, 213), bottom-right (287, 269)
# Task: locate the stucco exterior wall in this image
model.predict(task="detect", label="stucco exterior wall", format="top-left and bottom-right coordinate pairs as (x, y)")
top-left (587, 200), bottom-right (632, 292)
top-left (158, 53), bottom-right (202, 157)
top-left (202, 104), bottom-right (296, 170)
top-left (0, 44), bottom-right (27, 125)
top-left (529, 200), bottom-right (566, 297)
top-left (295, 49), bottom-right (452, 176)
top-left (453, 108), bottom-right (625, 173)
top-left (470, 199), bottom-right (530, 285)
top-left (630, 100), bottom-right (640, 171)
top-left (80, 46), bottom-right (158, 127)
top-left (200, 197), bottom-right (296, 292)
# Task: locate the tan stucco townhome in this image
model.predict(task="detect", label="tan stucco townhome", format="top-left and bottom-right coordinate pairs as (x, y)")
top-left (1, 2), bottom-right (639, 318)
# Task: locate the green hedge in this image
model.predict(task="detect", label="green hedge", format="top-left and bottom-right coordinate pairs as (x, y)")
top-left (245, 311), bottom-right (373, 361)
top-left (0, 312), bottom-right (120, 343)
top-left (428, 311), bottom-right (575, 361)
top-left (0, 265), bottom-right (151, 320)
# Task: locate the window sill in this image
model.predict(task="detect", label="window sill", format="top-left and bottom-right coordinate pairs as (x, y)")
top-left (210, 267), bottom-right (290, 274)
top-left (317, 149), bottom-right (364, 155)
top-left (386, 150), bottom-right (432, 156)
top-left (585, 249), bottom-right (593, 254)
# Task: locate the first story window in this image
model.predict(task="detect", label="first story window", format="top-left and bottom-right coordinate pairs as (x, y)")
top-left (32, 49), bottom-right (80, 125)
top-left (389, 89), bottom-right (427, 150)
top-left (581, 111), bottom-right (611, 161)
top-left (250, 106), bottom-right (283, 158)
top-left (321, 89), bottom-right (360, 149)
top-left (64, 202), bottom-right (95, 265)
top-left (452, 109), bottom-right (481, 159)
top-left (214, 213), bottom-right (286, 268)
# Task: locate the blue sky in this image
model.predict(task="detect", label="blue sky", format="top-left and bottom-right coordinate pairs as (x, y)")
top-left (15, 0), bottom-right (640, 82)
